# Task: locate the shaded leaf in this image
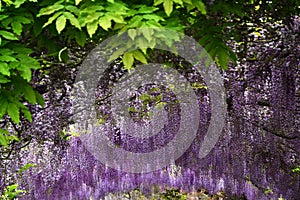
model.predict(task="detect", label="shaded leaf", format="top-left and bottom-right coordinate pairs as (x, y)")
top-left (0, 98), bottom-right (8, 118)
top-left (7, 103), bottom-right (20, 124)
top-left (0, 129), bottom-right (8, 147)
top-left (75, 31), bottom-right (86, 47)
top-left (35, 91), bottom-right (45, 107)
top-left (21, 108), bottom-right (32, 122)
top-left (23, 84), bottom-right (36, 104)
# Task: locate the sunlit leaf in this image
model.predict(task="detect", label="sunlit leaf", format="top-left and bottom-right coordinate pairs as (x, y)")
top-left (42, 12), bottom-right (62, 28)
top-left (87, 20), bottom-right (98, 37)
top-left (193, 0), bottom-right (206, 14)
top-left (37, 4), bottom-right (64, 17)
top-left (122, 52), bottom-right (134, 69)
top-left (132, 50), bottom-right (147, 64)
top-left (75, 0), bottom-right (82, 6)
top-left (99, 15), bottom-right (112, 31)
top-left (0, 62), bottom-right (10, 76)
top-left (56, 14), bottom-right (66, 34)
top-left (0, 31), bottom-right (18, 40)
top-left (63, 12), bottom-right (81, 30)
top-left (12, 21), bottom-right (22, 35)
top-left (163, 0), bottom-right (173, 16)
top-left (128, 29), bottom-right (137, 40)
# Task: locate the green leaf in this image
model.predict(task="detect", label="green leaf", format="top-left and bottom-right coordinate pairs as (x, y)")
top-left (37, 4), bottom-right (64, 17)
top-left (23, 84), bottom-right (36, 104)
top-left (14, 16), bottom-right (31, 24)
top-left (122, 52), bottom-right (134, 69)
top-left (11, 21), bottom-right (22, 35)
top-left (35, 91), bottom-right (45, 107)
top-left (173, 0), bottom-right (183, 5)
top-left (19, 64), bottom-right (32, 81)
top-left (127, 15), bottom-right (143, 28)
top-left (141, 28), bottom-right (154, 42)
top-left (21, 107), bottom-right (32, 122)
top-left (14, 0), bottom-right (26, 8)
top-left (63, 12), bottom-right (81, 30)
top-left (154, 0), bottom-right (164, 6)
top-left (217, 48), bottom-right (229, 70)
top-left (75, 0), bottom-right (82, 5)
top-left (42, 12), bottom-right (63, 28)
top-left (106, 12), bottom-right (124, 23)
top-left (18, 163), bottom-right (35, 174)
top-left (137, 6), bottom-right (159, 13)
top-left (98, 15), bottom-right (112, 31)
top-left (56, 14), bottom-right (66, 34)
top-left (0, 129), bottom-right (8, 147)
top-left (132, 50), bottom-right (147, 64)
top-left (0, 62), bottom-right (10, 76)
top-left (0, 31), bottom-right (18, 40)
top-left (0, 98), bottom-right (8, 118)
top-left (142, 14), bottom-right (165, 22)
top-left (87, 20), bottom-right (98, 37)
top-left (183, 0), bottom-right (192, 4)
top-left (136, 36), bottom-right (151, 49)
top-left (163, 0), bottom-right (173, 16)
top-left (0, 15), bottom-right (9, 21)
top-left (20, 57), bottom-right (40, 70)
top-left (0, 55), bottom-right (17, 62)
top-left (84, 12), bottom-right (103, 25)
top-left (193, 0), bottom-right (206, 14)
top-left (128, 29), bottom-right (137, 40)
top-left (0, 75), bottom-right (10, 83)
top-left (0, 48), bottom-right (14, 55)
top-left (75, 31), bottom-right (86, 47)
top-left (65, 5), bottom-right (80, 16)
top-left (80, 5), bottom-right (104, 14)
top-left (7, 103), bottom-right (20, 124)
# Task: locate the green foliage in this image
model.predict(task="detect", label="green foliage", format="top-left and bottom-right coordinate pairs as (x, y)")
top-left (291, 166), bottom-right (300, 173)
top-left (0, 0), bottom-right (298, 149)
top-left (17, 163), bottom-right (35, 174)
top-left (0, 184), bottom-right (26, 200)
